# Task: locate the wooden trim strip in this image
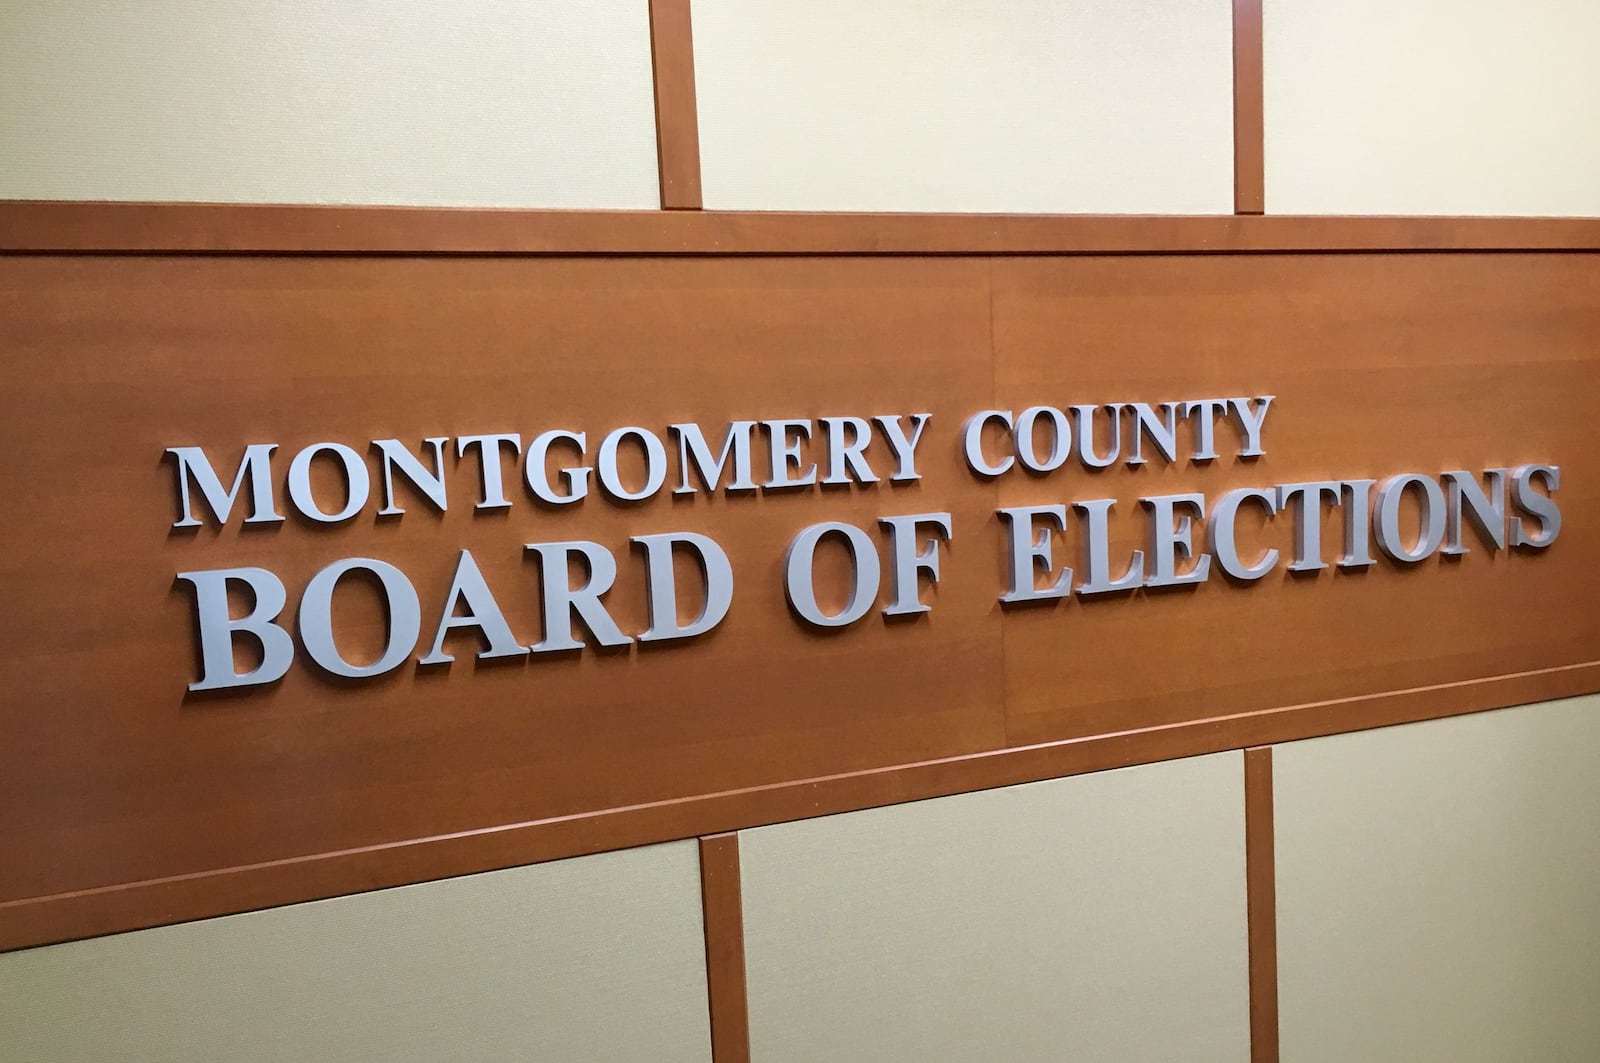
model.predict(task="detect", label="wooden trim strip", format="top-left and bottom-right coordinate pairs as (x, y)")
top-left (698, 834), bottom-right (752, 1063)
top-left (1, 661), bottom-right (1596, 953)
top-left (1232, 0), bottom-right (1266, 214)
top-left (648, 0), bottom-right (704, 210)
top-left (2, 202), bottom-right (1599, 255)
top-left (1244, 747), bottom-right (1279, 1063)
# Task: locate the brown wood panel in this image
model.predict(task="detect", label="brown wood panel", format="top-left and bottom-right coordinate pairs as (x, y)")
top-left (0, 248), bottom-right (1597, 951)
top-left (5, 202), bottom-right (1600, 254)
top-left (1245, 746), bottom-right (1279, 1063)
top-left (0, 254), bottom-right (1005, 911)
top-left (993, 252), bottom-right (1600, 745)
top-left (1232, 0), bottom-right (1266, 213)
top-left (699, 833), bottom-right (751, 1063)
top-left (649, 0), bottom-right (704, 210)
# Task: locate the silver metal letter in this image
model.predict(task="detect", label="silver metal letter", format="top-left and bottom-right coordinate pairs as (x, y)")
top-left (455, 434), bottom-right (523, 510)
top-left (962, 410), bottom-right (1015, 477)
top-left (374, 437), bottom-right (448, 515)
top-left (1442, 468), bottom-right (1508, 555)
top-left (597, 426), bottom-right (667, 502)
top-left (1373, 474), bottom-right (1447, 563)
top-left (878, 513), bottom-right (953, 616)
top-left (178, 567), bottom-right (295, 691)
top-left (1014, 406), bottom-right (1072, 473)
top-left (1143, 493), bottom-right (1212, 587)
top-left (1510, 464), bottom-right (1562, 548)
top-left (298, 558), bottom-right (423, 679)
top-left (784, 522), bottom-right (881, 627)
top-left (287, 442), bottom-right (371, 524)
top-left (418, 550), bottom-right (529, 665)
top-left (996, 505), bottom-right (1073, 603)
top-left (631, 532), bottom-right (735, 642)
top-left (525, 430), bottom-right (590, 505)
top-left (820, 417), bottom-right (879, 485)
top-left (670, 422), bottom-right (759, 494)
top-left (525, 541), bottom-right (633, 652)
top-left (1206, 487), bottom-right (1280, 580)
top-left (873, 413), bottom-right (932, 482)
top-left (1071, 404), bottom-right (1124, 469)
top-left (764, 420), bottom-right (818, 490)
top-left (1072, 498), bottom-right (1144, 595)
top-left (167, 444), bottom-right (283, 528)
top-left (1127, 403), bottom-right (1179, 466)
top-left (1277, 481), bottom-right (1343, 572)
top-left (1339, 479), bottom-right (1377, 568)
top-left (1181, 399), bottom-right (1229, 462)
top-left (1228, 396), bottom-right (1274, 458)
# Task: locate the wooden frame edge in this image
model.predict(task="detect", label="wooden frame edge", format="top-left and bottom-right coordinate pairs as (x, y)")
top-left (2, 203), bottom-right (1599, 254)
top-left (2, 661), bottom-right (1595, 953)
top-left (648, 0), bottom-right (704, 210)
top-left (1244, 747), bottom-right (1279, 1063)
top-left (698, 833), bottom-right (752, 1063)
top-left (1232, 0), bottom-right (1266, 214)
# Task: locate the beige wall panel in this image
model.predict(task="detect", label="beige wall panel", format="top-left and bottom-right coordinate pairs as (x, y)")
top-left (738, 752), bottom-right (1249, 1062)
top-left (692, 0), bottom-right (1234, 213)
top-left (0, 843), bottom-right (711, 1063)
top-left (0, 1), bottom-right (659, 207)
top-left (1275, 695), bottom-right (1600, 1063)
top-left (1265, 0), bottom-right (1600, 215)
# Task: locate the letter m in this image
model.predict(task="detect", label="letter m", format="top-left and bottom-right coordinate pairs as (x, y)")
top-left (167, 444), bottom-right (283, 528)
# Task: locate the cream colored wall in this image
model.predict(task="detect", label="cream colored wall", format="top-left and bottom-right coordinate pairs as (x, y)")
top-left (1264, 0), bottom-right (1600, 215)
top-left (0, 842), bottom-right (712, 1063)
top-left (737, 752), bottom-right (1250, 1063)
top-left (0, 0), bottom-right (659, 207)
top-left (691, 0), bottom-right (1235, 213)
top-left (1274, 694), bottom-right (1600, 1063)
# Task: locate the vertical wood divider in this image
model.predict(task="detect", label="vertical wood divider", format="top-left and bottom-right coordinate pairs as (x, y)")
top-left (648, 0), bottom-right (705, 209)
top-left (1232, 0), bottom-right (1266, 213)
top-left (698, 832), bottom-right (752, 1063)
top-left (1245, 746), bottom-right (1280, 1062)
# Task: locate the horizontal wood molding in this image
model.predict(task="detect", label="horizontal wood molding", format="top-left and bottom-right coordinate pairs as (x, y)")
top-left (3, 202), bottom-right (1600, 255)
top-left (3, 662), bottom-right (1596, 952)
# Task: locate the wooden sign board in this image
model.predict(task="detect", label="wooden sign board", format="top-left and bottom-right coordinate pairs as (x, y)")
top-left (2, 247), bottom-right (1597, 948)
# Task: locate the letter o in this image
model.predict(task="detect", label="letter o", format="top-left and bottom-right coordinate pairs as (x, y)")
top-left (1014, 406), bottom-right (1072, 473)
top-left (287, 442), bottom-right (371, 523)
top-left (784, 522), bottom-right (880, 628)
top-left (298, 558), bottom-right (422, 678)
top-left (1374, 474), bottom-right (1447, 563)
top-left (598, 426), bottom-right (668, 502)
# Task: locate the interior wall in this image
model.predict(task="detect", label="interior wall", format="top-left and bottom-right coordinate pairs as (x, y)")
top-left (1264, 0), bottom-right (1600, 215)
top-left (691, 0), bottom-right (1234, 213)
top-left (1274, 694), bottom-right (1600, 1063)
top-left (0, 0), bottom-right (659, 207)
top-left (737, 753), bottom-right (1251, 1063)
top-left (0, 843), bottom-right (712, 1063)
top-left (2, 3), bottom-right (1598, 1062)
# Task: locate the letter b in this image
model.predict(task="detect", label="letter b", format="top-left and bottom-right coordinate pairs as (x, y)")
top-left (178, 567), bottom-right (296, 691)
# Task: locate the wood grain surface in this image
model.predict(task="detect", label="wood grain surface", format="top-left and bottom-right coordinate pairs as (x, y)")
top-left (1, 248), bottom-right (1596, 950)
